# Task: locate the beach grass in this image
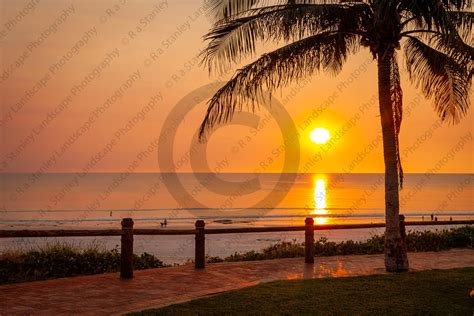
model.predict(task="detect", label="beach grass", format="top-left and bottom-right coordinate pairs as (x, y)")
top-left (130, 267), bottom-right (474, 315)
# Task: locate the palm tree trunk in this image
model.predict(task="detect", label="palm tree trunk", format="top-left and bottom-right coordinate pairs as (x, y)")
top-left (377, 50), bottom-right (409, 272)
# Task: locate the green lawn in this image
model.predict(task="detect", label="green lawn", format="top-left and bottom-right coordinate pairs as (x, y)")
top-left (130, 268), bottom-right (474, 315)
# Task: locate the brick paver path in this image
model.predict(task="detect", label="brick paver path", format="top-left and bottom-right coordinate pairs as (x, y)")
top-left (1, 249), bottom-right (473, 315)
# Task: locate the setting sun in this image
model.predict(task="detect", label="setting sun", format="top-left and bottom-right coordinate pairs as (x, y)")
top-left (310, 128), bottom-right (331, 144)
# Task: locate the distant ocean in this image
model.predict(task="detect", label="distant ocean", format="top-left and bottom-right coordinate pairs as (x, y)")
top-left (1, 173), bottom-right (472, 229)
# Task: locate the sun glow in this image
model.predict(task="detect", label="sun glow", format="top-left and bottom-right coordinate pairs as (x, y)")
top-left (310, 128), bottom-right (331, 144)
top-left (313, 177), bottom-right (328, 225)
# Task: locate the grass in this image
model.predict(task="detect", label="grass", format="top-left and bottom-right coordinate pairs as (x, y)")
top-left (0, 242), bottom-right (167, 284)
top-left (130, 267), bottom-right (474, 315)
top-left (207, 226), bottom-right (473, 263)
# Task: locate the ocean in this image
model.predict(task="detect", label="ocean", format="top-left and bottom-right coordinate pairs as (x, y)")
top-left (1, 173), bottom-right (472, 263)
top-left (1, 172), bottom-right (472, 228)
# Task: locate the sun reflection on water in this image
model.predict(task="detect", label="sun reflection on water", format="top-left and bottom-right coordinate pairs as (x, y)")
top-left (313, 176), bottom-right (328, 224)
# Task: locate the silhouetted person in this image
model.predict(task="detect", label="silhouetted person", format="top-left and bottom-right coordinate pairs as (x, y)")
top-left (430, 214), bottom-right (434, 221)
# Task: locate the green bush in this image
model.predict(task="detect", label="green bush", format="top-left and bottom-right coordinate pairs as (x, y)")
top-left (405, 225), bottom-right (473, 251)
top-left (0, 243), bottom-right (167, 284)
top-left (207, 241), bottom-right (306, 263)
top-left (208, 226), bottom-right (473, 263)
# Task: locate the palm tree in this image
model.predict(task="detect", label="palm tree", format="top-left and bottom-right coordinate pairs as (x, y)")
top-left (198, 0), bottom-right (472, 271)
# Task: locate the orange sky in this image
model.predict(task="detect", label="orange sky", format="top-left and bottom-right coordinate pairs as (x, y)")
top-left (1, 0), bottom-right (473, 174)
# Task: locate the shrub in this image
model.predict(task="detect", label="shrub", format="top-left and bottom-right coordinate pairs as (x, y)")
top-left (0, 242), bottom-right (167, 284)
top-left (208, 226), bottom-right (473, 263)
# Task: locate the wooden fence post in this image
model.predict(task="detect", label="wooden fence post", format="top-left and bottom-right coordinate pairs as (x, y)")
top-left (121, 218), bottom-right (134, 279)
top-left (305, 217), bottom-right (314, 264)
top-left (399, 215), bottom-right (406, 243)
top-left (195, 220), bottom-right (205, 269)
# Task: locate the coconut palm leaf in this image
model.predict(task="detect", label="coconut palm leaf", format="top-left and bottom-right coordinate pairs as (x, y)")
top-left (202, 3), bottom-right (371, 73)
top-left (208, 0), bottom-right (261, 20)
top-left (425, 32), bottom-right (474, 66)
top-left (208, 0), bottom-right (370, 20)
top-left (398, 0), bottom-right (448, 31)
top-left (390, 53), bottom-right (404, 187)
top-left (399, 0), bottom-right (472, 37)
top-left (404, 36), bottom-right (471, 123)
top-left (440, 0), bottom-right (472, 10)
top-left (400, 6), bottom-right (473, 67)
top-left (447, 10), bottom-right (474, 40)
top-left (199, 31), bottom-right (359, 139)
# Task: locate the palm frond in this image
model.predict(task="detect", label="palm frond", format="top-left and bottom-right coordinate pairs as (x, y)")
top-left (440, 0), bottom-right (472, 10)
top-left (447, 10), bottom-right (474, 43)
top-left (208, 0), bottom-right (341, 20)
top-left (432, 9), bottom-right (474, 60)
top-left (426, 32), bottom-right (474, 67)
top-left (399, 0), bottom-right (473, 37)
top-left (404, 36), bottom-right (471, 123)
top-left (208, 0), bottom-right (261, 20)
top-left (202, 3), bottom-right (370, 74)
top-left (199, 31), bottom-right (360, 139)
top-left (398, 0), bottom-right (447, 31)
top-left (400, 7), bottom-right (473, 66)
top-left (399, 0), bottom-right (472, 15)
top-left (390, 52), bottom-right (404, 188)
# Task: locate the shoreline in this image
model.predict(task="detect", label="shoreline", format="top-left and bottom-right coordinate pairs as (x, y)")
top-left (1, 211), bottom-right (472, 231)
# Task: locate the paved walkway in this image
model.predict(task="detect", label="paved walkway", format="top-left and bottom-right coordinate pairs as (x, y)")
top-left (1, 249), bottom-right (473, 315)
